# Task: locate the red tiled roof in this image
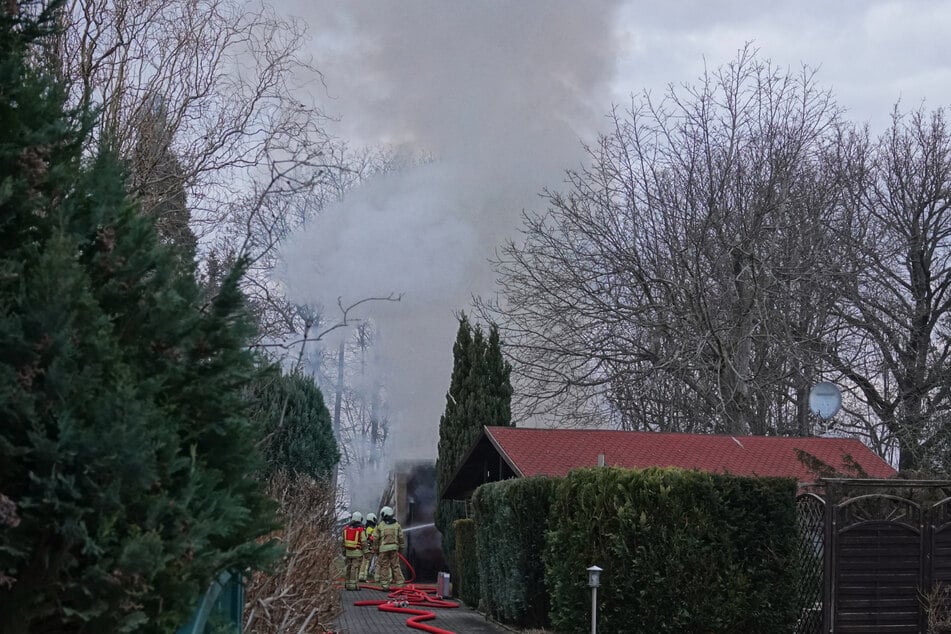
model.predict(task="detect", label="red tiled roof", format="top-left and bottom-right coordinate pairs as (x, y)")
top-left (485, 427), bottom-right (896, 481)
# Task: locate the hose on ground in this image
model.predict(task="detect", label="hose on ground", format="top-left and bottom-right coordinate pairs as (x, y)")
top-left (353, 553), bottom-right (459, 633)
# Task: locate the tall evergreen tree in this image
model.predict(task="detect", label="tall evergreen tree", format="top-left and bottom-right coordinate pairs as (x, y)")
top-left (484, 325), bottom-right (513, 428)
top-left (0, 5), bottom-right (276, 631)
top-left (434, 314), bottom-right (513, 568)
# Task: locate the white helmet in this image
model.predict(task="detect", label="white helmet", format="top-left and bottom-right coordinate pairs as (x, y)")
top-left (380, 506), bottom-right (394, 519)
top-left (350, 511), bottom-right (363, 523)
top-left (366, 512), bottom-right (377, 523)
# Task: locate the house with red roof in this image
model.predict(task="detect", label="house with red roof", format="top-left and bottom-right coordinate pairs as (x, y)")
top-left (440, 426), bottom-right (897, 499)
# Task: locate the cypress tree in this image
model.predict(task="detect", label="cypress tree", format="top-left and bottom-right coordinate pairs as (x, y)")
top-left (434, 314), bottom-right (513, 568)
top-left (484, 325), bottom-right (513, 428)
top-left (0, 5), bottom-right (276, 631)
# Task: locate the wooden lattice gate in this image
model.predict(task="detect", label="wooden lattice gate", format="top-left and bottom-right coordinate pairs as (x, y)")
top-left (797, 479), bottom-right (951, 634)
top-left (796, 493), bottom-right (825, 634)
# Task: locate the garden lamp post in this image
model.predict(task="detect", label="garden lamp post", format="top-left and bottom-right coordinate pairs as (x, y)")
top-left (587, 565), bottom-right (602, 634)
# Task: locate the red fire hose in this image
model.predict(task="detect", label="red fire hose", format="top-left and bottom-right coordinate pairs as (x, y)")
top-left (353, 553), bottom-right (460, 634)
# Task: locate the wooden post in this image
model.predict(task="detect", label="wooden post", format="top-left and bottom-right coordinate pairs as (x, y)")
top-left (822, 483), bottom-right (834, 634)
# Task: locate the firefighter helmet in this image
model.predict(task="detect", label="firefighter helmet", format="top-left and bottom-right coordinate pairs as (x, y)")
top-left (366, 512), bottom-right (377, 523)
top-left (380, 506), bottom-right (394, 519)
top-left (350, 511), bottom-right (363, 523)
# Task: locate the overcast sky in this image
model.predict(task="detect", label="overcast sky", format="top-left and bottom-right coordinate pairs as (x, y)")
top-left (279, 1), bottom-right (951, 462)
top-left (610, 1), bottom-right (951, 130)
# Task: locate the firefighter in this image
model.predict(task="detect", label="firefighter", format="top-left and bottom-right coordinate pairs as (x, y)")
top-left (341, 511), bottom-right (367, 590)
top-left (373, 506), bottom-right (405, 591)
top-left (358, 511), bottom-right (377, 582)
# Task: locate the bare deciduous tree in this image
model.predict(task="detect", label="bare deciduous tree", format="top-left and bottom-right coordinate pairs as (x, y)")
top-left (322, 321), bottom-right (389, 478)
top-left (41, 0), bottom-right (344, 344)
top-left (482, 47), bottom-right (951, 470)
top-left (827, 108), bottom-right (951, 470)
top-left (481, 48), bottom-right (850, 435)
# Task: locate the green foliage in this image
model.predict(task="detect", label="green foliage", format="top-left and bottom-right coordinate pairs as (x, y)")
top-left (435, 314), bottom-right (513, 565)
top-left (452, 519), bottom-right (480, 607)
top-left (0, 6), bottom-right (277, 631)
top-left (249, 369), bottom-right (339, 480)
top-left (482, 326), bottom-right (513, 427)
top-left (472, 477), bottom-right (556, 628)
top-left (545, 468), bottom-right (799, 634)
top-left (435, 499), bottom-right (467, 572)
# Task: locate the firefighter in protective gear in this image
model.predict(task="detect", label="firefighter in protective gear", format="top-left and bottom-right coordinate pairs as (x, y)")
top-left (373, 506), bottom-right (405, 590)
top-left (358, 512), bottom-right (378, 582)
top-left (342, 511), bottom-right (367, 590)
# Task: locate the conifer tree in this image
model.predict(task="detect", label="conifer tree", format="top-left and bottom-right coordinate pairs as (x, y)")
top-left (250, 369), bottom-right (339, 480)
top-left (0, 4), bottom-right (276, 631)
top-left (484, 325), bottom-right (513, 428)
top-left (434, 314), bottom-right (513, 567)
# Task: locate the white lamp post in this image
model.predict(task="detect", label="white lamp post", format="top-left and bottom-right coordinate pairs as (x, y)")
top-left (587, 565), bottom-right (602, 634)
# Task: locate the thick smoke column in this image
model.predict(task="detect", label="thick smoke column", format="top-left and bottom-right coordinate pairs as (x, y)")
top-left (281, 1), bottom-right (623, 460)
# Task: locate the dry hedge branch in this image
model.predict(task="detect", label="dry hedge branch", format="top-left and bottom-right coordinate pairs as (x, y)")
top-left (922, 583), bottom-right (951, 634)
top-left (244, 472), bottom-right (340, 634)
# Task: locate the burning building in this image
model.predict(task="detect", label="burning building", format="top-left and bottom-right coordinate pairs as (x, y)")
top-left (379, 460), bottom-right (446, 582)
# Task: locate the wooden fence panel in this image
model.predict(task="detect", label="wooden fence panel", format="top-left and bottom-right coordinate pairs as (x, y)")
top-left (834, 523), bottom-right (922, 633)
top-left (796, 481), bottom-right (951, 633)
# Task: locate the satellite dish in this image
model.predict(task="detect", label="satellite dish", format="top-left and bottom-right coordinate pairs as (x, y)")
top-left (808, 382), bottom-right (842, 419)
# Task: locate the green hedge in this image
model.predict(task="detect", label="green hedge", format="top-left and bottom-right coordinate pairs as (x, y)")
top-left (453, 519), bottom-right (480, 607)
top-left (472, 477), bottom-right (557, 628)
top-left (545, 467), bottom-right (799, 634)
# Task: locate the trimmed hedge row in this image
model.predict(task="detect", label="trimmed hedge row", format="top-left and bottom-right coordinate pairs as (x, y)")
top-left (471, 476), bottom-right (557, 628)
top-left (545, 467), bottom-right (799, 634)
top-left (453, 519), bottom-right (480, 607)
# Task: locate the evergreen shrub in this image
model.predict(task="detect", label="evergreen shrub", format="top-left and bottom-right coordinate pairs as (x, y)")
top-left (545, 467), bottom-right (799, 634)
top-left (453, 519), bottom-right (480, 607)
top-left (472, 476), bottom-right (556, 628)
top-left (249, 369), bottom-right (339, 480)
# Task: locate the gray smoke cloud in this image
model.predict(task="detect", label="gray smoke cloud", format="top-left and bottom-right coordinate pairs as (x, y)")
top-left (279, 1), bottom-right (624, 461)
